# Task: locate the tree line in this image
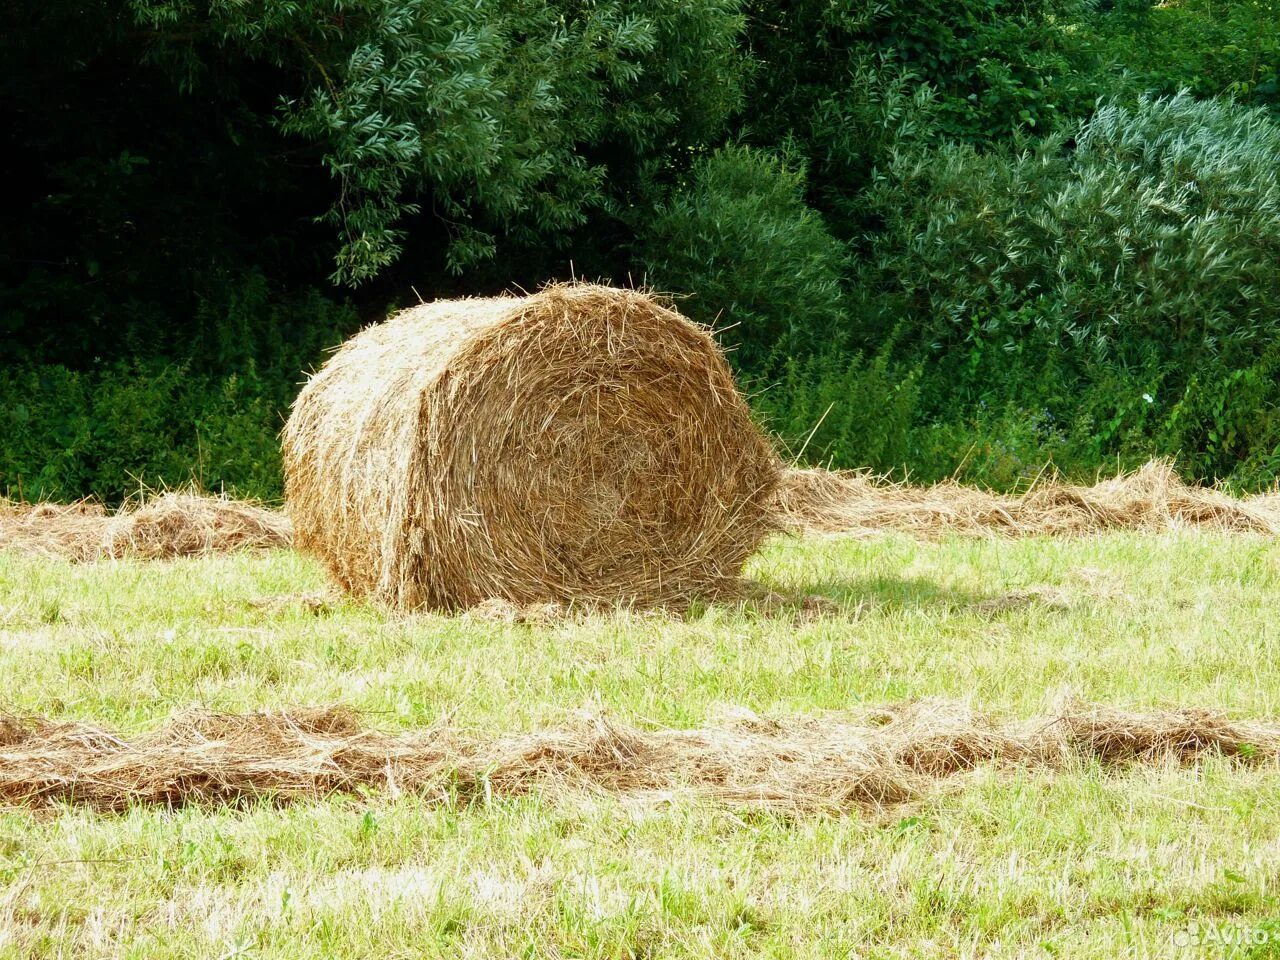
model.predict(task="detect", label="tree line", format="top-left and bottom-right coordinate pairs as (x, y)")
top-left (3, 0), bottom-right (1279, 500)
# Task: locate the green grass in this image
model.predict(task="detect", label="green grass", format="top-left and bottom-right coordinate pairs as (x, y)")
top-left (2, 532), bottom-right (1279, 957)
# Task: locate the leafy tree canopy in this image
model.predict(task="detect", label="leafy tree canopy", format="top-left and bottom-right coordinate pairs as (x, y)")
top-left (131, 0), bottom-right (747, 283)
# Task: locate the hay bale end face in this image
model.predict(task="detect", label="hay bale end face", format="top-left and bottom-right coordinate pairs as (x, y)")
top-left (282, 284), bottom-right (779, 610)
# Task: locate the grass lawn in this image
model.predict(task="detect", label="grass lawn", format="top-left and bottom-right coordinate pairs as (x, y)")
top-left (1, 531), bottom-right (1278, 957)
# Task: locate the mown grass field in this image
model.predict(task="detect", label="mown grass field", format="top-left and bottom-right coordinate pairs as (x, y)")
top-left (2, 531), bottom-right (1279, 957)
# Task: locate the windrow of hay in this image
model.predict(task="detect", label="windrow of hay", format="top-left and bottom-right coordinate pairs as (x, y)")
top-left (776, 459), bottom-right (1280, 538)
top-left (282, 283), bottom-right (779, 611)
top-left (2, 699), bottom-right (1276, 814)
top-left (0, 493), bottom-right (293, 562)
top-left (5, 459), bottom-right (1276, 568)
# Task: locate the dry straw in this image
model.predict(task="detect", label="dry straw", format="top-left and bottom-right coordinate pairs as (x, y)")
top-left (0, 492), bottom-right (292, 562)
top-left (282, 283), bottom-right (779, 610)
top-left (777, 459), bottom-right (1280, 538)
top-left (2, 699), bottom-right (1275, 814)
top-left (5, 454), bottom-right (1276, 574)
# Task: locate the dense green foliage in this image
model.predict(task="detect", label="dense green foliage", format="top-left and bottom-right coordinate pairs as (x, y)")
top-left (1099, 0), bottom-right (1279, 113)
top-left (4, 0), bottom-right (1280, 500)
top-left (0, 277), bottom-right (356, 501)
top-left (637, 147), bottom-right (849, 368)
top-left (864, 94), bottom-right (1280, 363)
top-left (854, 92), bottom-right (1280, 487)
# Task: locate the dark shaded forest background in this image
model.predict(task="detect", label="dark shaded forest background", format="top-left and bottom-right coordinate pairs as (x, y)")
top-left (4, 0), bottom-right (1279, 502)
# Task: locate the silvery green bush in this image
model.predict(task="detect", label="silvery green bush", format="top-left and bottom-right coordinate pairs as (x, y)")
top-left (863, 92), bottom-right (1280, 370)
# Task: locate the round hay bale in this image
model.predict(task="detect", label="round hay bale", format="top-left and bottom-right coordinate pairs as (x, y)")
top-left (282, 283), bottom-right (779, 610)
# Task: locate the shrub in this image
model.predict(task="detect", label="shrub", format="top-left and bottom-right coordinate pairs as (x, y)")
top-left (1059, 94), bottom-right (1280, 365)
top-left (637, 146), bottom-right (850, 370)
top-left (0, 278), bottom-right (356, 502)
top-left (852, 93), bottom-right (1280, 484)
top-left (907, 409), bottom-right (1068, 488)
top-left (1093, 0), bottom-right (1279, 116)
top-left (863, 93), bottom-right (1280, 374)
top-left (0, 362), bottom-right (286, 503)
top-left (745, 0), bottom-right (1104, 153)
top-left (751, 344), bottom-right (921, 474)
top-left (764, 57), bottom-right (939, 234)
top-left (1159, 348), bottom-right (1280, 490)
